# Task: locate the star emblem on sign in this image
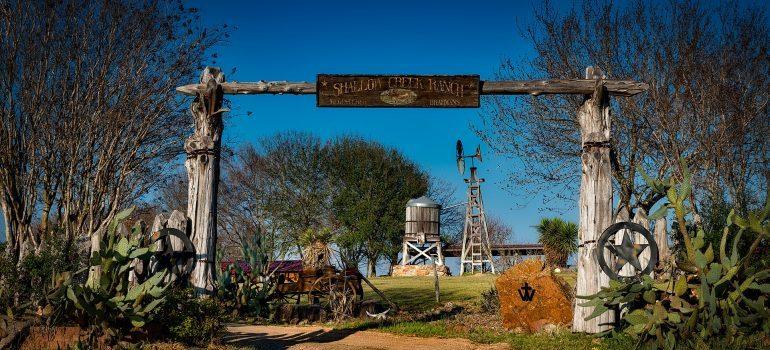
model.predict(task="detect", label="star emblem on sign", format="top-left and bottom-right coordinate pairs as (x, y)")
top-left (605, 231), bottom-right (648, 273)
top-left (596, 221), bottom-right (659, 281)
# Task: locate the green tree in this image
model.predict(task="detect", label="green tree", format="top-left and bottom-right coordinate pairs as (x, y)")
top-left (535, 217), bottom-right (578, 267)
top-left (258, 132), bottom-right (332, 257)
top-left (325, 137), bottom-right (428, 277)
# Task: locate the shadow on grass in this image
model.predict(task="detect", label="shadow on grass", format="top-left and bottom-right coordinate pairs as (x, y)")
top-left (363, 286), bottom-right (480, 313)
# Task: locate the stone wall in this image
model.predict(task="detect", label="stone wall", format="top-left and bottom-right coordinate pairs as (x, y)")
top-left (391, 264), bottom-right (451, 277)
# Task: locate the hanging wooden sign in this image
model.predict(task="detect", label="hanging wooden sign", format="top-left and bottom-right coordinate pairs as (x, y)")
top-left (316, 74), bottom-right (480, 108)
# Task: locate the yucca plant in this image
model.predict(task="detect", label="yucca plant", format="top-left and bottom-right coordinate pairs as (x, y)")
top-left (581, 160), bottom-right (770, 349)
top-left (215, 234), bottom-right (275, 318)
top-left (299, 227), bottom-right (334, 269)
top-left (536, 217), bottom-right (578, 267)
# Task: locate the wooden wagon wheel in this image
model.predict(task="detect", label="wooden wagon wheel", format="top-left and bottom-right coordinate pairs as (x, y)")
top-left (329, 277), bottom-right (359, 319)
top-left (344, 272), bottom-right (364, 302)
top-left (309, 274), bottom-right (332, 305)
top-left (310, 274), bottom-right (359, 320)
top-left (148, 228), bottom-right (196, 283)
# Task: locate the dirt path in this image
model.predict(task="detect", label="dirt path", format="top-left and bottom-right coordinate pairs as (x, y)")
top-left (223, 324), bottom-right (510, 350)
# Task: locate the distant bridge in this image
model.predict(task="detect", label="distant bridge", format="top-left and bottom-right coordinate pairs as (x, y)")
top-left (442, 243), bottom-right (544, 257)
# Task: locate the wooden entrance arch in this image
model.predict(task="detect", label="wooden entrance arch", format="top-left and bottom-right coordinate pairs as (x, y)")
top-left (176, 66), bottom-right (647, 333)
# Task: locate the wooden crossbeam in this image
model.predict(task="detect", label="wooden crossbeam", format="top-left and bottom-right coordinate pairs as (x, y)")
top-left (176, 79), bottom-right (648, 97)
top-left (406, 242), bottom-right (437, 264)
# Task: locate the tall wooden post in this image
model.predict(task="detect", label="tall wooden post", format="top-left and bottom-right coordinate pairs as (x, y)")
top-left (573, 67), bottom-right (614, 333)
top-left (185, 67), bottom-right (225, 296)
top-left (654, 217), bottom-right (670, 269)
top-left (615, 205), bottom-right (634, 277)
top-left (633, 208), bottom-right (652, 277)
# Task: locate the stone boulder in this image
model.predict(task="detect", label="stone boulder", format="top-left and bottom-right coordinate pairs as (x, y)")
top-left (391, 264), bottom-right (451, 277)
top-left (495, 259), bottom-right (573, 332)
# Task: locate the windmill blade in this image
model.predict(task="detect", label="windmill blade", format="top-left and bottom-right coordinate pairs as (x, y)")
top-left (475, 145), bottom-right (482, 162)
top-left (456, 140), bottom-right (464, 159)
top-left (457, 157), bottom-right (465, 175)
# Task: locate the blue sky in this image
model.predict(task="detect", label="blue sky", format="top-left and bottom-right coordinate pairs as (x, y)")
top-left (4, 0), bottom-right (764, 273)
top-left (185, 0), bottom-right (572, 245)
top-left (0, 0), bottom-right (573, 256)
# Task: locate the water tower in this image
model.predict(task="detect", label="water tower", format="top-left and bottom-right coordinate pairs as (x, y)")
top-left (401, 196), bottom-right (443, 266)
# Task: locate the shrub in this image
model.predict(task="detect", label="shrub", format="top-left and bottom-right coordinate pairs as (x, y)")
top-left (158, 288), bottom-right (225, 346)
top-left (479, 286), bottom-right (500, 313)
top-left (0, 234), bottom-right (84, 312)
top-left (581, 161), bottom-right (770, 349)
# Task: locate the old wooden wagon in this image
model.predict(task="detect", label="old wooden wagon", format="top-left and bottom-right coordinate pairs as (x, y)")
top-left (268, 260), bottom-right (364, 306)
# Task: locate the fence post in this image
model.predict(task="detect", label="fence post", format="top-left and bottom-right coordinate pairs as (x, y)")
top-left (572, 66), bottom-right (614, 333)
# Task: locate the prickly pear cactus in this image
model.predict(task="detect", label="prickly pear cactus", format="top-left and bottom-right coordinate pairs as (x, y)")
top-left (581, 161), bottom-right (770, 349)
top-left (60, 207), bottom-right (173, 344)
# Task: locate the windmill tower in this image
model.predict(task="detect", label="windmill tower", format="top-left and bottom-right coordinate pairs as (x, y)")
top-left (457, 141), bottom-right (495, 274)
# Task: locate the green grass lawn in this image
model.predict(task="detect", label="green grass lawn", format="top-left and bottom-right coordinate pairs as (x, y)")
top-left (363, 270), bottom-right (577, 313)
top-left (363, 274), bottom-right (497, 312)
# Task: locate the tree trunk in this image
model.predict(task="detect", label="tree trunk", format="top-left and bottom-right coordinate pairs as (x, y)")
top-left (1, 199), bottom-right (17, 260)
top-left (367, 255), bottom-right (377, 278)
top-left (1, 195), bottom-right (33, 264)
top-left (573, 67), bottom-right (614, 333)
top-left (186, 67), bottom-right (225, 297)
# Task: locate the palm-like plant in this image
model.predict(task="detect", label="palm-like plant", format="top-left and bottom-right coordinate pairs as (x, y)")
top-left (299, 227), bottom-right (334, 269)
top-left (535, 217), bottom-right (578, 267)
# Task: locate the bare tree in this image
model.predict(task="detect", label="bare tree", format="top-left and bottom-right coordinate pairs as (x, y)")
top-left (427, 177), bottom-right (465, 244)
top-left (156, 151), bottom-right (281, 260)
top-left (478, 0), bottom-right (769, 217)
top-left (218, 146), bottom-right (281, 258)
top-left (157, 172), bottom-right (189, 215)
top-left (487, 215), bottom-right (514, 245)
top-left (485, 215), bottom-right (517, 270)
top-left (0, 0), bottom-right (223, 262)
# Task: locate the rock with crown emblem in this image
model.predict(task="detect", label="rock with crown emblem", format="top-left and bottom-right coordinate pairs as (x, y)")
top-left (495, 259), bottom-right (573, 332)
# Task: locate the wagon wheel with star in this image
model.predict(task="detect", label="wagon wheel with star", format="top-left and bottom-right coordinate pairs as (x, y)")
top-left (596, 221), bottom-right (659, 282)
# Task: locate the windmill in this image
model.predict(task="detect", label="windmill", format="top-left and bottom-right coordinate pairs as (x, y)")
top-left (456, 140), bottom-right (495, 274)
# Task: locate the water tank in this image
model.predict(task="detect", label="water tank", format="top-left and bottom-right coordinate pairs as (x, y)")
top-left (404, 196), bottom-right (441, 243)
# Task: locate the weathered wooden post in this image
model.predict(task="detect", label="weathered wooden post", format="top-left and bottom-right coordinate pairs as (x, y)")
top-left (185, 67), bottom-right (225, 296)
top-left (572, 67), bottom-right (614, 333)
top-left (633, 208), bottom-right (652, 277)
top-left (615, 205), bottom-right (633, 277)
top-left (654, 217), bottom-right (670, 269)
top-left (432, 259), bottom-right (440, 302)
